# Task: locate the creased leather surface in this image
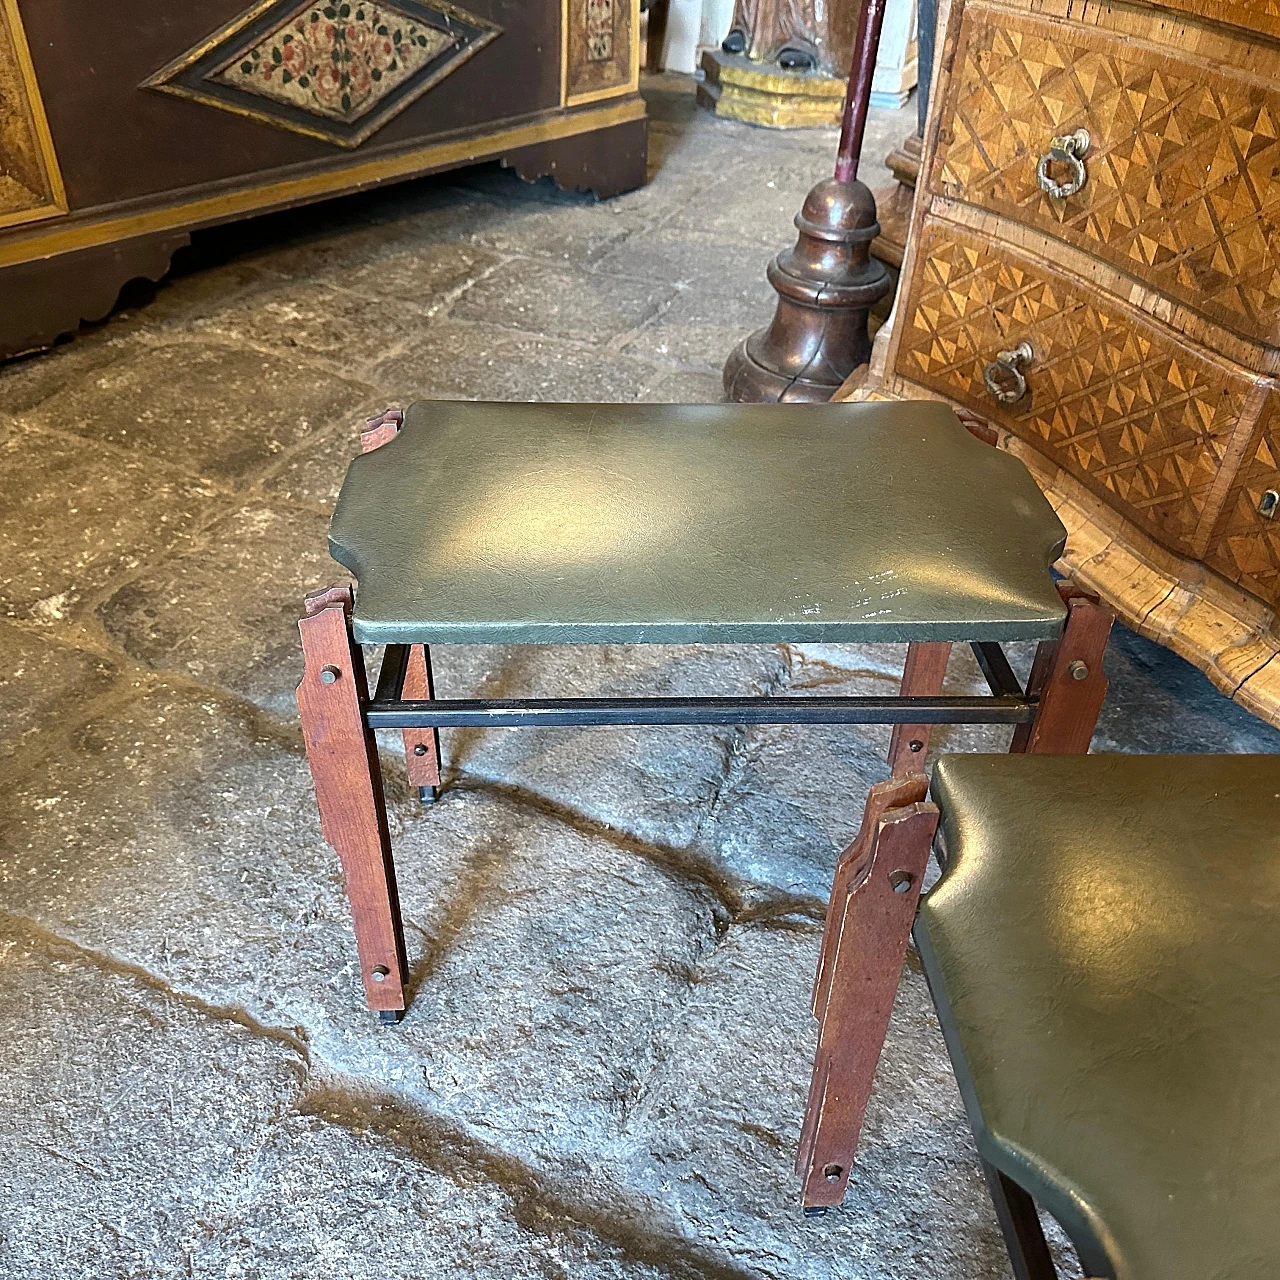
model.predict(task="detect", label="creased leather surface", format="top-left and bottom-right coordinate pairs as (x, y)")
top-left (921, 753), bottom-right (1280, 1280)
top-left (327, 400), bottom-right (1068, 645)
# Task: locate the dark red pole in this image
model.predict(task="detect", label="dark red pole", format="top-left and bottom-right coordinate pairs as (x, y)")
top-left (834, 0), bottom-right (890, 183)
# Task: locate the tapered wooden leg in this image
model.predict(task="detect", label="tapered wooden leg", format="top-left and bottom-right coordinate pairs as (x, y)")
top-left (797, 789), bottom-right (939, 1210)
top-left (402, 644), bottom-right (442, 803)
top-left (983, 1161), bottom-right (1059, 1280)
top-left (1011, 584), bottom-right (1113, 755)
top-left (297, 585), bottom-right (408, 1019)
top-left (888, 640), bottom-right (953, 775)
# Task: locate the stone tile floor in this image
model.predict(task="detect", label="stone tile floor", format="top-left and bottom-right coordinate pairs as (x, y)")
top-left (3, 74), bottom-right (1278, 1280)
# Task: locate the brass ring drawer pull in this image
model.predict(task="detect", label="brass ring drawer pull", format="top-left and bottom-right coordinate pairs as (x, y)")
top-left (1037, 128), bottom-right (1090, 199)
top-left (983, 341), bottom-right (1034, 404)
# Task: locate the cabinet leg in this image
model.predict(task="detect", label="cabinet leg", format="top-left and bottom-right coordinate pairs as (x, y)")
top-left (297, 585), bottom-right (408, 1018)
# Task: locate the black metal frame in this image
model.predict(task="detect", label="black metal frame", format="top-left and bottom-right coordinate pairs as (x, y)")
top-left (366, 642), bottom-right (1033, 729)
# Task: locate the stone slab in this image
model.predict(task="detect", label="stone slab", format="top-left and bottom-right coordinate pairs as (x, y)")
top-left (0, 427), bottom-right (214, 625)
top-left (0, 916), bottom-right (667, 1280)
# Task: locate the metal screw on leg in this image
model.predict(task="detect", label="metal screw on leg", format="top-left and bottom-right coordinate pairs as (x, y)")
top-left (889, 870), bottom-right (914, 894)
top-left (413, 743), bottom-right (428, 756)
top-left (1069, 660), bottom-right (1089, 681)
top-left (823, 1162), bottom-right (843, 1181)
top-left (371, 965), bottom-right (390, 982)
top-left (320, 665), bottom-right (342, 684)
top-left (908, 739), bottom-right (924, 753)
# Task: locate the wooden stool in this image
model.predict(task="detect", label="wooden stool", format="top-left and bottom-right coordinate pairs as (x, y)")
top-left (916, 754), bottom-right (1280, 1278)
top-left (295, 399), bottom-right (1114, 1205)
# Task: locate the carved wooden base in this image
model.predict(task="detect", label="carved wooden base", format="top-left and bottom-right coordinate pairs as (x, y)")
top-left (697, 49), bottom-right (846, 128)
top-left (870, 132), bottom-right (921, 270)
top-left (503, 117), bottom-right (649, 199)
top-left (724, 176), bottom-right (892, 402)
top-left (0, 231), bottom-right (190, 359)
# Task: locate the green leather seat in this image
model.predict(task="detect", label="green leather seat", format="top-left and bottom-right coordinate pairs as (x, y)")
top-left (327, 400), bottom-right (1068, 646)
top-left (920, 753), bottom-right (1280, 1280)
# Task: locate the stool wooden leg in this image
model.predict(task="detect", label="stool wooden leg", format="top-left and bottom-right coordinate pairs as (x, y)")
top-left (402, 644), bottom-right (442, 803)
top-left (297, 585), bottom-right (408, 1021)
top-left (796, 789), bottom-right (939, 1210)
top-left (888, 640), bottom-right (953, 775)
top-left (983, 1161), bottom-right (1059, 1280)
top-left (1012, 585), bottom-right (1113, 755)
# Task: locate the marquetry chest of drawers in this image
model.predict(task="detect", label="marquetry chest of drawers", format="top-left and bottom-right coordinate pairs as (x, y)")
top-left (847, 0), bottom-right (1280, 725)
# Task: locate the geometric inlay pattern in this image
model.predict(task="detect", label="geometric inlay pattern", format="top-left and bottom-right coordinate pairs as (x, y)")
top-left (933, 7), bottom-right (1280, 346)
top-left (143, 0), bottom-right (501, 148)
top-left (897, 222), bottom-right (1255, 555)
top-left (1207, 395), bottom-right (1280, 606)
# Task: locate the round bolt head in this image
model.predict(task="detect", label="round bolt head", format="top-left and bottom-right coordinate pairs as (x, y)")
top-left (1068, 659), bottom-right (1089, 681)
top-left (823, 1162), bottom-right (843, 1182)
top-left (908, 739), bottom-right (924, 753)
top-left (413, 743), bottom-right (429, 756)
top-left (320, 665), bottom-right (342, 684)
top-left (371, 965), bottom-right (390, 982)
top-left (889, 869), bottom-right (914, 894)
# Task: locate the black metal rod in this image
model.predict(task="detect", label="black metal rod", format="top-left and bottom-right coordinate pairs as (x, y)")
top-left (364, 695), bottom-right (1037, 729)
top-left (373, 643), bottom-right (411, 704)
top-left (970, 642), bottom-right (1024, 699)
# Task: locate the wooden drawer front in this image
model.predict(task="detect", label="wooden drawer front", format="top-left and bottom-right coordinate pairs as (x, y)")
top-left (932, 4), bottom-right (1280, 346)
top-left (1206, 395), bottom-right (1280, 606)
top-left (896, 222), bottom-right (1255, 555)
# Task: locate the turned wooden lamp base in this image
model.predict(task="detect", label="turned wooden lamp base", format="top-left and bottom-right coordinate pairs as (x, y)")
top-left (723, 176), bottom-right (891, 402)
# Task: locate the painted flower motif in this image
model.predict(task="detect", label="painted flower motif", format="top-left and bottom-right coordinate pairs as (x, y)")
top-left (313, 60), bottom-right (346, 109)
top-left (217, 1), bottom-right (453, 121)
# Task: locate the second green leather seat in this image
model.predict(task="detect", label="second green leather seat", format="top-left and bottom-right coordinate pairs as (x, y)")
top-left (919, 753), bottom-right (1280, 1280)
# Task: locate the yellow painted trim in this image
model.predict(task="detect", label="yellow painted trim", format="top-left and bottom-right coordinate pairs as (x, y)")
top-left (562, 0), bottom-right (640, 108)
top-left (0, 97), bottom-right (645, 269)
top-left (560, 0), bottom-right (569, 106)
top-left (1, 0), bottom-right (68, 223)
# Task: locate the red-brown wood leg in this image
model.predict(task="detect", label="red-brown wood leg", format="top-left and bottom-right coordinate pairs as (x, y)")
top-left (1011, 584), bottom-right (1114, 755)
top-left (796, 794), bottom-right (940, 1210)
top-left (297, 585), bottom-right (408, 1020)
top-left (887, 640), bottom-right (953, 775)
top-left (402, 644), bottom-right (442, 803)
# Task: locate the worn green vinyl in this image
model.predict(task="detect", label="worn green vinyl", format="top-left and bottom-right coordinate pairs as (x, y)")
top-left (920, 753), bottom-right (1280, 1280)
top-left (328, 400), bottom-right (1068, 645)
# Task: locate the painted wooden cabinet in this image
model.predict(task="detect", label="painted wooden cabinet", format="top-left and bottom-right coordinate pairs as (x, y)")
top-left (0, 0), bottom-right (646, 359)
top-left (847, 0), bottom-right (1280, 725)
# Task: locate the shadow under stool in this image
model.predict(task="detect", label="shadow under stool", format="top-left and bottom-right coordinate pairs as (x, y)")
top-left (295, 398), bottom-right (1115, 1207)
top-left (911, 752), bottom-right (1280, 1279)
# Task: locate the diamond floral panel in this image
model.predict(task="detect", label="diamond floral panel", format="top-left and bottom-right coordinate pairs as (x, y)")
top-left (933, 7), bottom-right (1280, 345)
top-left (144, 0), bottom-right (501, 148)
top-left (1206, 395), bottom-right (1280, 606)
top-left (896, 222), bottom-right (1256, 555)
top-left (213, 5), bottom-right (455, 122)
